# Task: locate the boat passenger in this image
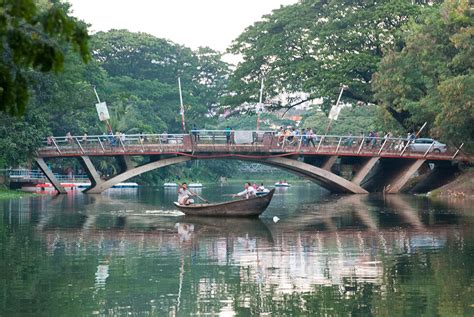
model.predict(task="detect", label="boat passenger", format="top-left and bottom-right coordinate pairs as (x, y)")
top-left (177, 182), bottom-right (195, 205)
top-left (233, 182), bottom-right (257, 199)
top-left (257, 183), bottom-right (265, 191)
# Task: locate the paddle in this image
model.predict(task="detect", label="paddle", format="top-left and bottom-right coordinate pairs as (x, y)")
top-left (190, 190), bottom-right (209, 203)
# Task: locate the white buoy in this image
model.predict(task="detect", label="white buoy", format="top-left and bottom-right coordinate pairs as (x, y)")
top-left (273, 216), bottom-right (280, 223)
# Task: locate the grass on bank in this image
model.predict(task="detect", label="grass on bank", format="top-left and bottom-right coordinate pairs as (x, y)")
top-left (0, 187), bottom-right (35, 200)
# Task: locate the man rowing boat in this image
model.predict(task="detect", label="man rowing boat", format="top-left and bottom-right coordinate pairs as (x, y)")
top-left (177, 182), bottom-right (196, 205)
top-left (233, 182), bottom-right (257, 199)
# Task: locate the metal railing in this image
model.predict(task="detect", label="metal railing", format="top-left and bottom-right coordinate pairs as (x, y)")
top-left (37, 130), bottom-right (469, 161)
top-left (3, 169), bottom-right (89, 182)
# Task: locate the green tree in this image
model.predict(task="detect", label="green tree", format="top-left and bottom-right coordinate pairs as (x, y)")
top-left (0, 0), bottom-right (90, 116)
top-left (301, 105), bottom-right (392, 136)
top-left (372, 0), bottom-right (473, 142)
top-left (227, 0), bottom-right (437, 118)
top-left (91, 30), bottom-right (230, 133)
top-left (0, 110), bottom-right (50, 168)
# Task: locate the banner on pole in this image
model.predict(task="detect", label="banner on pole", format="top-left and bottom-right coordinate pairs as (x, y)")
top-left (96, 102), bottom-right (110, 121)
top-left (328, 104), bottom-right (343, 121)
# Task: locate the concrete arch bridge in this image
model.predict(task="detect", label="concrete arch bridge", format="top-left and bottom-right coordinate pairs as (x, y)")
top-left (35, 130), bottom-right (471, 194)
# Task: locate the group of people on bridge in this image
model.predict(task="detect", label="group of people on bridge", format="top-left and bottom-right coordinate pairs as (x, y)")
top-left (47, 127), bottom-right (424, 153)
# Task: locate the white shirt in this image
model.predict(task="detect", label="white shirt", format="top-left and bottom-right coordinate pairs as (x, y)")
top-left (236, 186), bottom-right (257, 199)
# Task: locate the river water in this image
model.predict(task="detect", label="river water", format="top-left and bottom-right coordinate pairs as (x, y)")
top-left (1, 184), bottom-right (473, 316)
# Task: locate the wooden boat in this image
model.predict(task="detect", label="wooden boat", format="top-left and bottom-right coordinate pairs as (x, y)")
top-left (256, 189), bottom-right (270, 196)
top-left (173, 188), bottom-right (275, 217)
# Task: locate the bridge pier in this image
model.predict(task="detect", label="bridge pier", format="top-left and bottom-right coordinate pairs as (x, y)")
top-left (34, 158), bottom-right (67, 194)
top-left (321, 156), bottom-right (338, 171)
top-left (352, 157), bottom-right (379, 185)
top-left (78, 156), bottom-right (103, 188)
top-left (385, 159), bottom-right (426, 194)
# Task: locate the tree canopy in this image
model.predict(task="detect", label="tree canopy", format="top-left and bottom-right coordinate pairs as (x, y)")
top-left (372, 0), bottom-right (473, 142)
top-left (226, 0), bottom-right (438, 115)
top-left (0, 0), bottom-right (90, 116)
top-left (91, 30), bottom-right (230, 133)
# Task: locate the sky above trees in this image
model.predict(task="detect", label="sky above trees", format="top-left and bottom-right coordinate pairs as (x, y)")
top-left (67, 0), bottom-right (297, 54)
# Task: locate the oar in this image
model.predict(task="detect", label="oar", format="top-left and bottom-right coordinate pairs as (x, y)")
top-left (190, 190), bottom-right (209, 203)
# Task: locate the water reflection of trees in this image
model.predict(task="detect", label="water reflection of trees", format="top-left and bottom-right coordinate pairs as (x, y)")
top-left (1, 195), bottom-right (473, 315)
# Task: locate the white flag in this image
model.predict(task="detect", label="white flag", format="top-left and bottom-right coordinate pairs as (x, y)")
top-left (96, 102), bottom-right (110, 121)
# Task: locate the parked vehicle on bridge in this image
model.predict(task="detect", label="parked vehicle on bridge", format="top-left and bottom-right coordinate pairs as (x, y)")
top-left (409, 138), bottom-right (447, 153)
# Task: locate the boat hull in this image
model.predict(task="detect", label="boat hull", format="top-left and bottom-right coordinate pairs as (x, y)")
top-left (174, 189), bottom-right (275, 217)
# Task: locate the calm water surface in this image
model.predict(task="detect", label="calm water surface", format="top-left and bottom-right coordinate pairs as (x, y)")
top-left (1, 184), bottom-right (473, 316)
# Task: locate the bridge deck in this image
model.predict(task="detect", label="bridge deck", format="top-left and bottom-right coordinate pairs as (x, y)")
top-left (37, 132), bottom-right (470, 162)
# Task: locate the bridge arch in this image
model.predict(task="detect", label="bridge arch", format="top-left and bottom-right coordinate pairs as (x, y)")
top-left (83, 154), bottom-right (367, 194)
top-left (84, 156), bottom-right (191, 193)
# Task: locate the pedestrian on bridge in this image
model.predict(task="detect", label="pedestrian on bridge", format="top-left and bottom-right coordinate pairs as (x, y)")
top-left (66, 132), bottom-right (73, 144)
top-left (307, 128), bottom-right (316, 147)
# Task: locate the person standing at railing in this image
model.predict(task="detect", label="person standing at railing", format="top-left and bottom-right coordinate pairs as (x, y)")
top-left (162, 131), bottom-right (168, 144)
top-left (47, 136), bottom-right (53, 146)
top-left (277, 127), bottom-right (285, 146)
top-left (345, 132), bottom-right (354, 147)
top-left (108, 131), bottom-right (115, 146)
top-left (82, 132), bottom-right (88, 145)
top-left (114, 131), bottom-right (120, 146)
top-left (191, 125), bottom-right (198, 143)
top-left (301, 128), bottom-right (308, 146)
top-left (66, 132), bottom-right (73, 144)
top-left (307, 128), bottom-right (316, 147)
top-left (225, 126), bottom-right (231, 144)
top-left (365, 131), bottom-right (373, 148)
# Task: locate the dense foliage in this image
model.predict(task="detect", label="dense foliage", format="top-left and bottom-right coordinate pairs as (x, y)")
top-left (0, 0), bottom-right (89, 116)
top-left (226, 0), bottom-right (440, 115)
top-left (372, 0), bottom-right (473, 142)
top-left (300, 105), bottom-right (399, 136)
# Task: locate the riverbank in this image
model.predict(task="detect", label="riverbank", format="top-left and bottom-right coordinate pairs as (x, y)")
top-left (0, 187), bottom-right (35, 200)
top-left (429, 169), bottom-right (474, 199)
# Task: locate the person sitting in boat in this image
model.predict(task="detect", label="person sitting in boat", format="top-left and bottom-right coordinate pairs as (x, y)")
top-left (257, 183), bottom-right (266, 191)
top-left (177, 182), bottom-right (196, 205)
top-left (233, 182), bottom-right (257, 199)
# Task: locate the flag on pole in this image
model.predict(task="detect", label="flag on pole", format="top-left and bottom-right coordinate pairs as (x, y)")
top-left (178, 77), bottom-right (186, 132)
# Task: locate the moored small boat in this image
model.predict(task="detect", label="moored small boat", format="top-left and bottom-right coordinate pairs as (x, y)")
top-left (256, 189), bottom-right (270, 196)
top-left (174, 188), bottom-right (275, 217)
top-left (188, 183), bottom-right (203, 188)
top-left (274, 182), bottom-right (290, 187)
top-left (163, 182), bottom-right (178, 187)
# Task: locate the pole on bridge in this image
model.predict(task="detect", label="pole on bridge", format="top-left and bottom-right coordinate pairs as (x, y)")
top-left (325, 84), bottom-right (347, 134)
top-left (415, 122), bottom-right (427, 138)
top-left (257, 78), bottom-right (264, 131)
top-left (93, 86), bottom-right (113, 135)
top-left (178, 77), bottom-right (186, 133)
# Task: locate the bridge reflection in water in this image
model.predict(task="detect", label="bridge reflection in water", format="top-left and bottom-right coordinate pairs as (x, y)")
top-left (3, 192), bottom-right (471, 315)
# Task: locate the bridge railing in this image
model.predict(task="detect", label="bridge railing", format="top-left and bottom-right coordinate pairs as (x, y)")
top-left (38, 130), bottom-right (469, 161)
top-left (2, 168), bottom-right (90, 182)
